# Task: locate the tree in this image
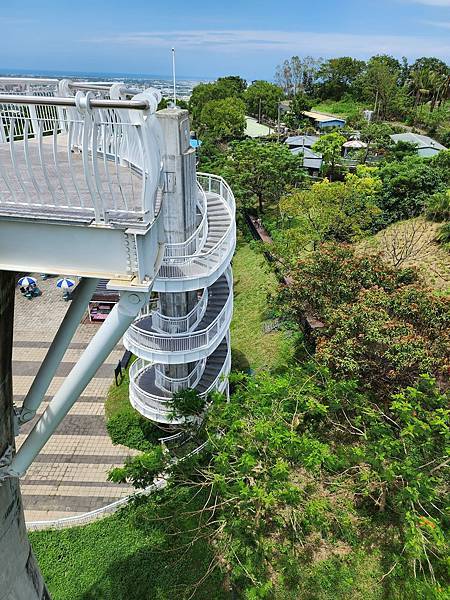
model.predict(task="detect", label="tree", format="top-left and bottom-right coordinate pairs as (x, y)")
top-left (0, 271), bottom-right (50, 599)
top-left (386, 140), bottom-right (419, 162)
top-left (278, 174), bottom-right (381, 254)
top-left (110, 354), bottom-right (450, 595)
top-left (244, 80), bottom-right (284, 121)
top-left (216, 75), bottom-right (247, 95)
top-left (198, 97), bottom-right (246, 142)
top-left (189, 76), bottom-right (245, 125)
top-left (317, 284), bottom-right (449, 397)
top-left (274, 59), bottom-right (293, 95)
top-left (425, 189), bottom-right (450, 222)
top-left (359, 122), bottom-right (393, 161)
top-left (158, 97), bottom-right (188, 111)
top-left (312, 131), bottom-right (346, 180)
top-left (290, 93), bottom-right (314, 116)
top-left (275, 56), bottom-right (322, 96)
top-left (408, 57), bottom-right (449, 112)
top-left (316, 57), bottom-right (366, 99)
top-left (281, 243), bottom-right (417, 322)
top-left (355, 55), bottom-right (403, 120)
top-left (281, 244), bottom-right (449, 397)
top-left (379, 217), bottom-right (436, 268)
top-left (221, 139), bottom-right (304, 212)
top-left (378, 155), bottom-right (445, 224)
top-left (410, 57), bottom-right (449, 78)
top-left (283, 93), bottom-right (314, 129)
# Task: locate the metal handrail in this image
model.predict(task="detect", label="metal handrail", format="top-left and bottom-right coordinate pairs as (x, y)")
top-left (0, 88), bottom-right (163, 224)
top-left (0, 94), bottom-right (150, 111)
top-left (162, 182), bottom-right (208, 258)
top-left (151, 287), bottom-right (209, 334)
top-left (0, 77), bottom-right (58, 85)
top-left (129, 339), bottom-right (230, 416)
top-left (157, 174), bottom-right (236, 281)
top-left (154, 358), bottom-right (207, 393)
top-left (126, 269), bottom-right (232, 353)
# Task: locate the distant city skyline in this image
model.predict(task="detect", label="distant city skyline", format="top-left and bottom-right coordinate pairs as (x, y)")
top-left (1, 0), bottom-right (450, 80)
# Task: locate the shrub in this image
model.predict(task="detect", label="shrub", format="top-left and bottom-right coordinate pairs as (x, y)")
top-left (107, 410), bottom-right (162, 451)
top-left (280, 244), bottom-right (449, 397)
top-left (437, 222), bottom-right (450, 248)
top-left (316, 285), bottom-right (449, 397)
top-left (425, 190), bottom-right (450, 222)
top-left (377, 156), bottom-right (445, 225)
top-left (282, 243), bottom-right (416, 322)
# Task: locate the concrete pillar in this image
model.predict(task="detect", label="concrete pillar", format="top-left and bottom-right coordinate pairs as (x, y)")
top-left (156, 109), bottom-right (199, 378)
top-left (0, 271), bottom-right (50, 600)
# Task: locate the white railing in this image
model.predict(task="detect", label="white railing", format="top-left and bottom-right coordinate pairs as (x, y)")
top-left (129, 339), bottom-right (231, 422)
top-left (158, 173), bottom-right (236, 281)
top-left (127, 269), bottom-right (232, 354)
top-left (163, 183), bottom-right (208, 258)
top-left (154, 358), bottom-right (207, 393)
top-left (0, 84), bottom-right (163, 225)
top-left (152, 288), bottom-right (209, 334)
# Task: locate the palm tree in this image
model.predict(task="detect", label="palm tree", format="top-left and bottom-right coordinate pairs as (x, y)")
top-left (409, 67), bottom-right (450, 113)
top-left (0, 271), bottom-right (49, 599)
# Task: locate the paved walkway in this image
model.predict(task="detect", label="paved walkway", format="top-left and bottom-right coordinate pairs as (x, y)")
top-left (13, 276), bottom-right (137, 522)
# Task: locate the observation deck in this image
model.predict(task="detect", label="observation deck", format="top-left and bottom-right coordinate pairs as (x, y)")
top-left (0, 77), bottom-right (165, 289)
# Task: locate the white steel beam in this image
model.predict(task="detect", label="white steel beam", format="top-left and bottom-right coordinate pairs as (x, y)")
top-left (0, 214), bottom-right (164, 287)
top-left (7, 290), bottom-right (151, 477)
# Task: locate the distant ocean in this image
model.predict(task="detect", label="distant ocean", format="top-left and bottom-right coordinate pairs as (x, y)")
top-left (0, 68), bottom-right (210, 98)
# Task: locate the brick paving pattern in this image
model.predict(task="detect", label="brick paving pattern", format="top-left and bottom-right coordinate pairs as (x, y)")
top-left (13, 275), bottom-right (137, 522)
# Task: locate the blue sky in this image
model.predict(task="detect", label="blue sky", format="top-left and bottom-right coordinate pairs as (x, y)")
top-left (1, 0), bottom-right (450, 79)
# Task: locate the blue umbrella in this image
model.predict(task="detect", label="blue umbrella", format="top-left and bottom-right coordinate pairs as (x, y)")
top-left (18, 276), bottom-right (37, 287)
top-left (56, 278), bottom-right (76, 290)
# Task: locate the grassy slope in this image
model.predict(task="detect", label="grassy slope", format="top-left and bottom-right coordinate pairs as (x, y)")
top-left (358, 217), bottom-right (450, 294)
top-left (312, 98), bottom-right (368, 120)
top-left (105, 361), bottom-right (134, 419)
top-left (30, 238), bottom-right (295, 599)
top-left (231, 238), bottom-right (295, 372)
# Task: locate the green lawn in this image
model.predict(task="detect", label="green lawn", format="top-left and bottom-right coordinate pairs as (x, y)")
top-left (30, 505), bottom-right (226, 600)
top-left (230, 238), bottom-right (296, 371)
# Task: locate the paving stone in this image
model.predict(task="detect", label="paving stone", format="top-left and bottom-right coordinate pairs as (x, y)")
top-left (12, 276), bottom-right (134, 521)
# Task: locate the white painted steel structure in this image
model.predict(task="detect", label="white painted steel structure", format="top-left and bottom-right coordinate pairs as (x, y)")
top-left (0, 77), bottom-right (235, 476)
top-left (0, 77), bottom-right (166, 478)
top-left (0, 78), bottom-right (165, 284)
top-left (124, 170), bottom-right (235, 424)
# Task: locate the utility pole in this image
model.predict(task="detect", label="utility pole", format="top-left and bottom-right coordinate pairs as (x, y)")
top-left (171, 47), bottom-right (177, 107)
top-left (0, 271), bottom-right (50, 600)
top-left (374, 89), bottom-right (379, 121)
top-left (277, 102), bottom-right (281, 142)
top-left (258, 98), bottom-right (262, 123)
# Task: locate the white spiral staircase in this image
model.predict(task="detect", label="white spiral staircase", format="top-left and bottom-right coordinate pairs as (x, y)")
top-left (124, 172), bottom-right (236, 425)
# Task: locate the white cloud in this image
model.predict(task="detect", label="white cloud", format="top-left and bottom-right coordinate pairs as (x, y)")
top-left (86, 29), bottom-right (450, 59)
top-left (424, 19), bottom-right (450, 26)
top-left (408, 0), bottom-right (450, 5)
top-left (0, 16), bottom-right (34, 24)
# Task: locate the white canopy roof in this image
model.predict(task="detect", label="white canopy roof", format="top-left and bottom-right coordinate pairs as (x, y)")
top-left (343, 140), bottom-right (367, 149)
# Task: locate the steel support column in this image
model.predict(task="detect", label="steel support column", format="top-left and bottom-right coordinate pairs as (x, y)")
top-left (8, 289), bottom-right (150, 477)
